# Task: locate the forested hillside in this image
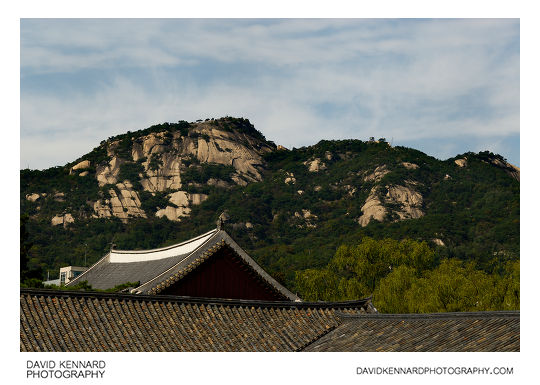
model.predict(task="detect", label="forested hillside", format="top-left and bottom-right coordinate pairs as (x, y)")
top-left (20, 117), bottom-right (520, 311)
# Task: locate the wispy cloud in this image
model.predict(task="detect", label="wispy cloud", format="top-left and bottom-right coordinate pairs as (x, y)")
top-left (21, 19), bottom-right (520, 169)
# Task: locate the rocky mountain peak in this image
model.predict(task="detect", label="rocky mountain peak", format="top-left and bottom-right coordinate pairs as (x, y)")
top-left (63, 117), bottom-right (277, 222)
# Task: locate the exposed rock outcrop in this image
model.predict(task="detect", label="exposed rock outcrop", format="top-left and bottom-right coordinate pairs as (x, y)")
top-left (168, 191), bottom-right (190, 207)
top-left (155, 191), bottom-right (209, 221)
top-left (401, 162), bottom-right (419, 170)
top-left (53, 192), bottom-right (65, 202)
top-left (506, 164), bottom-right (520, 182)
top-left (70, 160), bottom-right (91, 175)
top-left (304, 158), bottom-right (326, 172)
top-left (207, 178), bottom-right (231, 188)
top-left (343, 184), bottom-right (357, 196)
top-left (455, 158), bottom-right (467, 167)
top-left (187, 125), bottom-right (271, 183)
top-left (96, 157), bottom-right (124, 186)
top-left (358, 184), bottom-right (424, 227)
top-left (103, 122), bottom-right (273, 193)
top-left (363, 165), bottom-right (389, 182)
top-left (89, 120), bottom-right (275, 221)
top-left (294, 209), bottom-right (318, 228)
top-left (432, 238), bottom-right (445, 247)
top-left (93, 182), bottom-right (146, 222)
top-left (284, 172), bottom-right (296, 184)
top-left (386, 185), bottom-right (424, 220)
top-left (111, 182), bottom-right (146, 221)
top-left (26, 193), bottom-right (41, 202)
top-left (140, 151), bottom-right (183, 192)
top-left (488, 158), bottom-right (520, 182)
top-left (358, 187), bottom-right (386, 226)
top-left (190, 193), bottom-right (208, 205)
top-left (51, 213), bottom-right (74, 228)
top-left (93, 199), bottom-right (112, 219)
top-left (155, 206), bottom-right (191, 221)
top-left (232, 222), bottom-right (254, 230)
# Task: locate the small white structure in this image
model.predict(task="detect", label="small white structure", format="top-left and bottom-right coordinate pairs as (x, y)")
top-left (59, 266), bottom-right (88, 285)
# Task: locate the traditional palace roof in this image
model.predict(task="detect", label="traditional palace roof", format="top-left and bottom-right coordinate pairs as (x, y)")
top-left (27, 228), bottom-right (519, 352)
top-left (20, 289), bottom-right (373, 352)
top-left (67, 228), bottom-right (299, 301)
top-left (19, 289), bottom-right (518, 352)
top-left (301, 311), bottom-right (520, 352)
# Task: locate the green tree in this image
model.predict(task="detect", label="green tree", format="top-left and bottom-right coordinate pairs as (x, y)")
top-left (20, 214), bottom-right (43, 287)
top-left (294, 268), bottom-right (341, 301)
top-left (373, 265), bottom-right (418, 313)
top-left (405, 259), bottom-right (500, 313)
top-left (296, 237), bottom-right (436, 301)
top-left (496, 260), bottom-right (520, 310)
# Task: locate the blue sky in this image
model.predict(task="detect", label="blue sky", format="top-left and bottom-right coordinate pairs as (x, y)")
top-left (20, 18), bottom-right (520, 169)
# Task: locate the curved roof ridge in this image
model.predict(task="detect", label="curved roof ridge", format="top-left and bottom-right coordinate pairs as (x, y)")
top-left (134, 229), bottom-right (221, 291)
top-left (109, 228), bottom-right (218, 263)
top-left (112, 228), bottom-right (217, 254)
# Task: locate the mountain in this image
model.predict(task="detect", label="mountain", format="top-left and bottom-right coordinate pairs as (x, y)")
top-left (21, 117), bottom-right (519, 298)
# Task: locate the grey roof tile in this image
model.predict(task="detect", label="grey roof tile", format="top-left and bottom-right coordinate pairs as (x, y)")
top-left (20, 289), bottom-right (371, 352)
top-left (301, 311), bottom-right (520, 352)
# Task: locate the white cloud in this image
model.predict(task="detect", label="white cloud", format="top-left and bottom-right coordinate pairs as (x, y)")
top-left (20, 19), bottom-right (520, 169)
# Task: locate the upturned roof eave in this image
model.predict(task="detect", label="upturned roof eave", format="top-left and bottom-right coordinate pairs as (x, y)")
top-left (134, 228), bottom-right (222, 293)
top-left (66, 228), bottom-right (219, 289)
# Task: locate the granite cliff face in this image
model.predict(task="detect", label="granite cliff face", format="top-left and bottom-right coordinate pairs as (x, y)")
top-left (97, 121), bottom-right (272, 191)
top-left (51, 118), bottom-right (275, 223)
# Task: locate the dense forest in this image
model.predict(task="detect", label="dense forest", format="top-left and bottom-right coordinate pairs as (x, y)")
top-left (20, 117), bottom-right (519, 312)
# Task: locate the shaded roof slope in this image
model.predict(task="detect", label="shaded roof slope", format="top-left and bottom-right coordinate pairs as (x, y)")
top-left (67, 229), bottom-right (217, 290)
top-left (20, 289), bottom-right (373, 352)
top-left (67, 229), bottom-right (300, 301)
top-left (302, 311), bottom-right (520, 352)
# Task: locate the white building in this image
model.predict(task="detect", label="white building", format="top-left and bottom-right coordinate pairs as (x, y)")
top-left (44, 266), bottom-right (88, 286)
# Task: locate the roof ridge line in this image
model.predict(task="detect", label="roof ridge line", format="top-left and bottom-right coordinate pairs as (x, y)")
top-left (336, 310), bottom-right (520, 321)
top-left (19, 288), bottom-right (371, 309)
top-left (295, 324), bottom-right (338, 352)
top-left (112, 228), bottom-right (218, 254)
top-left (135, 229), bottom-right (222, 292)
top-left (64, 251), bottom-right (111, 287)
top-left (213, 231), bottom-right (301, 301)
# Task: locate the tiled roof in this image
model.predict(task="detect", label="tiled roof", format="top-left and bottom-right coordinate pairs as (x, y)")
top-left (66, 229), bottom-right (218, 291)
top-left (20, 289), bottom-right (373, 352)
top-left (67, 229), bottom-right (300, 301)
top-left (301, 311), bottom-right (520, 352)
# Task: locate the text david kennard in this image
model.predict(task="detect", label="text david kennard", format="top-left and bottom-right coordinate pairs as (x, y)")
top-left (27, 360), bottom-right (106, 379)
